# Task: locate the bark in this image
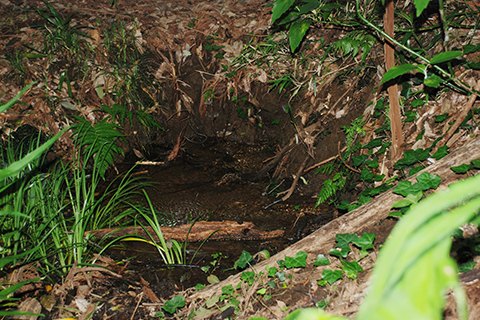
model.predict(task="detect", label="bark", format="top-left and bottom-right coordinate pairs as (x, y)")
top-left (85, 221), bottom-right (284, 242)
top-left (189, 135), bottom-right (480, 301)
top-left (384, 0), bottom-right (404, 160)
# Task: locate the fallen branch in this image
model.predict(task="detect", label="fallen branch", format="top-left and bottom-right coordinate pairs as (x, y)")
top-left (85, 221), bottom-right (284, 242)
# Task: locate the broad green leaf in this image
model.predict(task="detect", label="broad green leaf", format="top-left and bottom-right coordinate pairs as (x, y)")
top-left (430, 51), bottom-right (463, 64)
top-left (393, 180), bottom-right (415, 197)
top-left (451, 163), bottom-right (472, 174)
top-left (391, 198), bottom-right (414, 209)
top-left (416, 172), bottom-right (441, 190)
top-left (414, 0), bottom-right (430, 16)
top-left (289, 19), bottom-right (311, 52)
top-left (162, 295), bottom-right (185, 314)
top-left (314, 254), bottom-right (331, 266)
top-left (341, 260), bottom-right (364, 279)
top-left (335, 233), bottom-right (359, 257)
top-left (353, 232), bottom-right (376, 251)
top-left (432, 146), bottom-right (449, 160)
top-left (360, 168), bottom-right (374, 181)
top-left (381, 64), bottom-right (418, 84)
top-left (271, 0), bottom-right (295, 24)
top-left (472, 159), bottom-right (480, 169)
top-left (321, 269), bottom-right (343, 285)
top-left (234, 250), bottom-right (253, 269)
top-left (241, 271), bottom-right (256, 285)
top-left (284, 251), bottom-right (307, 268)
top-left (424, 74), bottom-right (444, 88)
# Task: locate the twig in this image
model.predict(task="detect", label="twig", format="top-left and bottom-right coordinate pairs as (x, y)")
top-left (280, 155), bottom-right (310, 202)
top-left (304, 146), bottom-right (347, 173)
top-left (130, 292), bottom-right (144, 320)
top-left (434, 81), bottom-right (480, 152)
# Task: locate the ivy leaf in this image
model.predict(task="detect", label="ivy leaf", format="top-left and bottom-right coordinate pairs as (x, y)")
top-left (392, 191), bottom-right (423, 208)
top-left (334, 233), bottom-right (358, 257)
top-left (321, 269), bottom-right (343, 285)
top-left (162, 295), bottom-right (185, 314)
top-left (430, 51), bottom-right (463, 64)
top-left (285, 251), bottom-right (307, 268)
top-left (432, 145), bottom-right (449, 160)
top-left (382, 64), bottom-right (418, 84)
top-left (352, 154), bottom-right (368, 167)
top-left (451, 163), bottom-right (473, 174)
top-left (360, 168), bottom-right (374, 182)
top-left (416, 172), bottom-right (441, 190)
top-left (341, 260), bottom-right (364, 279)
top-left (393, 180), bottom-right (416, 197)
top-left (271, 0), bottom-right (295, 24)
top-left (314, 254), bottom-right (331, 266)
top-left (234, 250), bottom-right (253, 269)
top-left (353, 232), bottom-right (376, 251)
top-left (471, 159), bottom-right (480, 169)
top-left (289, 19), bottom-right (311, 52)
top-left (394, 148), bottom-right (430, 168)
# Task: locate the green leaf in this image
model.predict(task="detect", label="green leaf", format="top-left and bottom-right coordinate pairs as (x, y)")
top-left (289, 19), bottom-right (311, 52)
top-left (352, 154), bottom-right (368, 167)
top-left (353, 233), bottom-right (376, 251)
top-left (314, 254), bottom-right (331, 266)
top-left (360, 168), bottom-right (374, 181)
top-left (284, 251), bottom-right (307, 268)
top-left (414, 0), bottom-right (430, 16)
top-left (162, 295), bottom-right (185, 314)
top-left (424, 74), bottom-right (444, 88)
top-left (416, 172), bottom-right (441, 190)
top-left (432, 146), bottom-right (449, 160)
top-left (430, 51), bottom-right (463, 64)
top-left (381, 64), bottom-right (418, 84)
top-left (471, 158), bottom-right (480, 169)
top-left (234, 250), bottom-right (253, 269)
top-left (321, 269), bottom-right (343, 285)
top-left (335, 233), bottom-right (359, 257)
top-left (393, 180), bottom-right (416, 197)
top-left (392, 191), bottom-right (423, 208)
top-left (341, 260), bottom-right (364, 279)
top-left (222, 285), bottom-right (235, 295)
top-left (451, 163), bottom-right (473, 174)
top-left (241, 271), bottom-right (256, 285)
top-left (271, 0), bottom-right (295, 24)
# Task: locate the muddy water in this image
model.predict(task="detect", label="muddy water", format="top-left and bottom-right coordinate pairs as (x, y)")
top-left (109, 140), bottom-right (334, 292)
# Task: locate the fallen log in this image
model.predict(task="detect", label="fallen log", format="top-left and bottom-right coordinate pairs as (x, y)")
top-left (85, 221), bottom-right (284, 242)
top-left (189, 134), bottom-right (480, 301)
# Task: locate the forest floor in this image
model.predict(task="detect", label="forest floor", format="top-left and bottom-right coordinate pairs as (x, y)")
top-left (2, 0), bottom-right (480, 319)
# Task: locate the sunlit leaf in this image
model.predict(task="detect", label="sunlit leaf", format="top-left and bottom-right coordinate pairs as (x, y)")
top-left (414, 0), bottom-right (430, 16)
top-left (430, 51), bottom-right (463, 64)
top-left (424, 74), bottom-right (444, 88)
top-left (289, 19), bottom-right (311, 52)
top-left (271, 0), bottom-right (295, 24)
top-left (381, 64), bottom-right (418, 84)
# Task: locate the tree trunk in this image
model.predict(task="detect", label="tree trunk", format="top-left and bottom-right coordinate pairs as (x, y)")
top-left (189, 135), bottom-right (480, 301)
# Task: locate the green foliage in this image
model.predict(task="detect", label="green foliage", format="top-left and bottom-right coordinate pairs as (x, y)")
top-left (315, 172), bottom-right (346, 208)
top-left (0, 278), bottom-right (44, 317)
top-left (162, 295), bottom-right (186, 314)
top-left (71, 116), bottom-right (125, 179)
